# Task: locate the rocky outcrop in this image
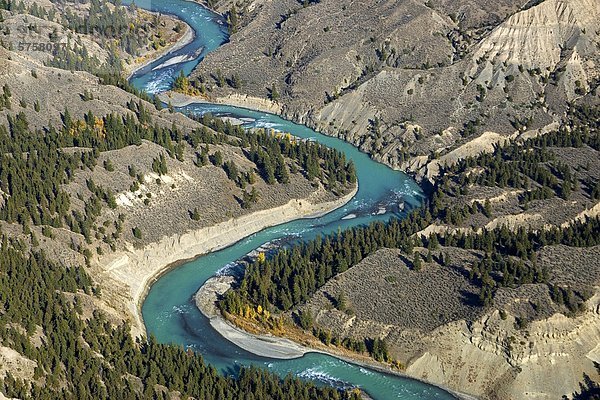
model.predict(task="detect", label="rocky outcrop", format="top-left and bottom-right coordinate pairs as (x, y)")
top-left (0, 346), bottom-right (36, 383)
top-left (468, 0), bottom-right (600, 100)
top-left (406, 296), bottom-right (600, 399)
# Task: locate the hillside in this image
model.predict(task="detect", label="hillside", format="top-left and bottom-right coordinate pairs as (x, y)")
top-left (0, 43), bottom-right (356, 331)
top-left (218, 105), bottom-right (600, 399)
top-left (0, 2), bottom-right (360, 399)
top-left (187, 1), bottom-right (600, 398)
top-left (193, 0), bottom-right (600, 179)
top-left (1, 0), bottom-right (599, 398)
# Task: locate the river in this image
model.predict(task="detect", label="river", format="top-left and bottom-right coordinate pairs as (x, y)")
top-left (126, 1), bottom-right (456, 399)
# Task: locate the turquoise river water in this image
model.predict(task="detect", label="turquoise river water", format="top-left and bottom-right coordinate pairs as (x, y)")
top-left (126, 1), bottom-right (457, 398)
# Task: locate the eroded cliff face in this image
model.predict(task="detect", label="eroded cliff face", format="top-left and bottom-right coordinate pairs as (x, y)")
top-left (300, 231), bottom-right (600, 400)
top-left (468, 0), bottom-right (600, 100)
top-left (307, 272), bottom-right (600, 399)
top-left (315, 0), bottom-right (600, 179)
top-left (406, 296), bottom-right (600, 399)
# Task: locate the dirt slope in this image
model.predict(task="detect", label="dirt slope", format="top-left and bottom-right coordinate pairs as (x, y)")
top-left (194, 0), bottom-right (600, 179)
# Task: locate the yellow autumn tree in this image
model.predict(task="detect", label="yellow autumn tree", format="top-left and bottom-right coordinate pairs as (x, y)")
top-left (173, 70), bottom-right (200, 96)
top-left (93, 117), bottom-right (105, 138)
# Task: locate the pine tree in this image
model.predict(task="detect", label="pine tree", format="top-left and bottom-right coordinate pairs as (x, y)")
top-left (413, 253), bottom-right (422, 271)
top-left (227, 5), bottom-right (239, 33)
top-left (270, 83), bottom-right (279, 101)
top-left (483, 199), bottom-right (492, 218)
top-left (211, 151), bottom-right (223, 167)
top-left (336, 292), bottom-right (347, 311)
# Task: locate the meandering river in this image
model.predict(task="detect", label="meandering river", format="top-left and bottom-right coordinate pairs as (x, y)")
top-left (126, 1), bottom-right (456, 398)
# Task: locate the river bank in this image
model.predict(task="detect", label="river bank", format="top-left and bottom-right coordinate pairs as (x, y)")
top-left (195, 275), bottom-right (313, 359)
top-left (98, 185), bottom-right (357, 337)
top-left (160, 91), bottom-right (283, 115)
top-left (194, 275), bottom-right (478, 400)
top-left (124, 18), bottom-right (195, 80)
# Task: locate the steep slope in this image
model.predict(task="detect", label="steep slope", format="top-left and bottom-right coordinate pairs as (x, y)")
top-left (318, 0), bottom-right (600, 176)
top-left (0, 47), bottom-right (355, 336)
top-left (467, 0), bottom-right (600, 102)
top-left (304, 247), bottom-right (600, 399)
top-left (194, 0), bottom-right (600, 181)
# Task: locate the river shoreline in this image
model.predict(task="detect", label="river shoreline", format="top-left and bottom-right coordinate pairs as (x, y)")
top-left (194, 276), bottom-right (477, 400)
top-left (98, 186), bottom-right (358, 338)
top-left (124, 17), bottom-right (195, 80)
top-left (120, 3), bottom-right (466, 400)
top-left (160, 91), bottom-right (283, 115)
top-left (160, 90), bottom-right (434, 187)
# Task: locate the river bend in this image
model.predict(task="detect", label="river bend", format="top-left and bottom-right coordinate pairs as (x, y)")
top-left (126, 1), bottom-right (455, 398)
